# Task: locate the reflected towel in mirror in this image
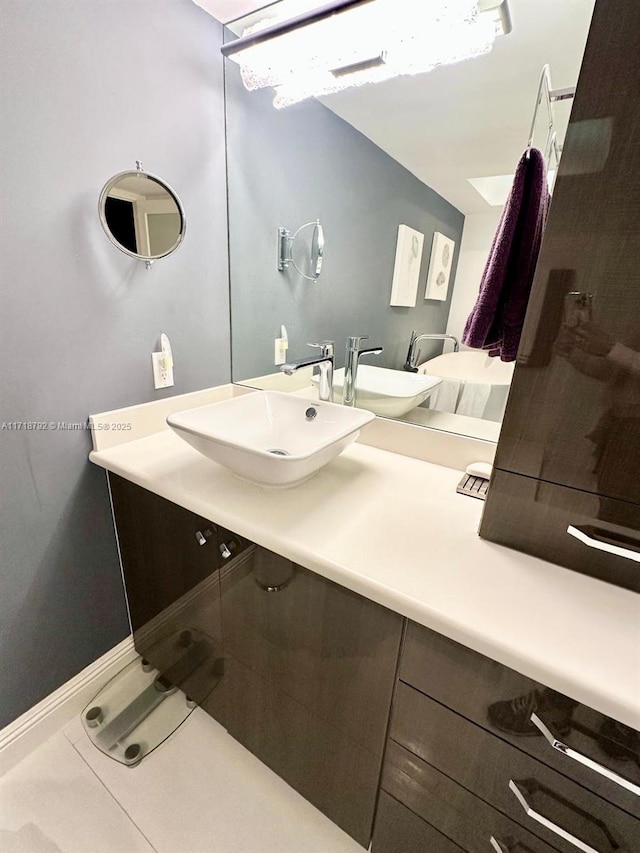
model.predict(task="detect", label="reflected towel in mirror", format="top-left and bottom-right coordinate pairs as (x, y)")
top-left (425, 379), bottom-right (462, 413)
top-left (456, 382), bottom-right (492, 418)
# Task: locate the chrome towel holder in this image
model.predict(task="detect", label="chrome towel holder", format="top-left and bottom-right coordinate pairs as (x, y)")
top-left (526, 64), bottom-right (576, 162)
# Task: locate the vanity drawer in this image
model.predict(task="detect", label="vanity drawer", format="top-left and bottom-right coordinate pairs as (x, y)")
top-left (381, 739), bottom-right (559, 853)
top-left (391, 683), bottom-right (640, 853)
top-left (372, 791), bottom-right (464, 853)
top-left (400, 622), bottom-right (640, 816)
top-left (480, 469), bottom-right (640, 593)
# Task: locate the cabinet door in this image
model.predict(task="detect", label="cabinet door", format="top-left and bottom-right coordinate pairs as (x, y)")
top-left (108, 474), bottom-right (243, 704)
top-left (491, 0), bottom-right (640, 505)
top-left (204, 544), bottom-right (403, 847)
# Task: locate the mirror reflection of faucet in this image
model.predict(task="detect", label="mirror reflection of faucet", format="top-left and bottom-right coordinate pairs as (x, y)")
top-left (404, 330), bottom-right (460, 372)
top-left (281, 337), bottom-right (385, 408)
top-left (343, 336), bottom-right (384, 408)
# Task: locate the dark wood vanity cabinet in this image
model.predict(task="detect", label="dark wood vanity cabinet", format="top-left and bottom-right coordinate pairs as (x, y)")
top-left (108, 474), bottom-right (403, 848)
top-left (373, 622), bottom-right (640, 853)
top-left (203, 544), bottom-right (404, 846)
top-left (108, 475), bottom-right (638, 851)
top-left (109, 474), bottom-right (248, 705)
top-left (480, 0), bottom-right (640, 591)
top-left (481, 472), bottom-right (640, 592)
top-left (374, 791), bottom-right (466, 853)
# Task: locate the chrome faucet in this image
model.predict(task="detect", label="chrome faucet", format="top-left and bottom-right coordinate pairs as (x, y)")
top-left (404, 332), bottom-right (459, 372)
top-left (281, 341), bottom-right (334, 402)
top-left (343, 336), bottom-right (383, 407)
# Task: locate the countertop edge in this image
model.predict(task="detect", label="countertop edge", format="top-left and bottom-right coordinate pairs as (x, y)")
top-left (89, 438), bottom-right (640, 730)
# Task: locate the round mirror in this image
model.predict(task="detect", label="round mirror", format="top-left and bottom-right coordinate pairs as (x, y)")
top-left (309, 220), bottom-right (324, 279)
top-left (99, 168), bottom-right (186, 262)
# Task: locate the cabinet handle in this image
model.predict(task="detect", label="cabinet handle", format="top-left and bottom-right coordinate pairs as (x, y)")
top-left (508, 780), bottom-right (598, 853)
top-left (567, 525), bottom-right (640, 563)
top-left (530, 713), bottom-right (640, 797)
top-left (195, 528), bottom-right (214, 546)
top-left (489, 837), bottom-right (509, 853)
top-left (219, 542), bottom-right (232, 559)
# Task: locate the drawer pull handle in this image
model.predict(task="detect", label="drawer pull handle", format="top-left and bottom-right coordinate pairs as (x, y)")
top-left (490, 837), bottom-right (509, 853)
top-left (508, 780), bottom-right (598, 853)
top-left (530, 713), bottom-right (640, 797)
top-left (567, 525), bottom-right (640, 563)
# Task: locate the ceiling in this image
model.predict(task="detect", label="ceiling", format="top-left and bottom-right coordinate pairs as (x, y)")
top-left (192, 0), bottom-right (303, 25)
top-left (196, 0), bottom-right (596, 215)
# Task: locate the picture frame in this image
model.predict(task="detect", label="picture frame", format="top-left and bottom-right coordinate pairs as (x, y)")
top-left (389, 224), bottom-right (425, 307)
top-left (425, 232), bottom-right (456, 301)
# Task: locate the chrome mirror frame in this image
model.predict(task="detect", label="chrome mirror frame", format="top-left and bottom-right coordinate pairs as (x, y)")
top-left (98, 162), bottom-right (186, 269)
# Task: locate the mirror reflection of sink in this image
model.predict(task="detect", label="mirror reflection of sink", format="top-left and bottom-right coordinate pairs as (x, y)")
top-left (313, 365), bottom-right (442, 418)
top-left (167, 391), bottom-right (374, 488)
top-left (418, 351), bottom-right (515, 423)
top-left (418, 351), bottom-right (515, 385)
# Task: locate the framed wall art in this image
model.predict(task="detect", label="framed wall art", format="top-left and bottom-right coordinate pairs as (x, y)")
top-left (425, 232), bottom-right (456, 301)
top-left (389, 224), bottom-right (425, 307)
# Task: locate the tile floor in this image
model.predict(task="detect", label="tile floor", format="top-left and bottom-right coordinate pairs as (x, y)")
top-left (0, 708), bottom-right (366, 852)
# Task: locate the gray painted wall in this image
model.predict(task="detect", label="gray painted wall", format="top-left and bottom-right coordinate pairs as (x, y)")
top-left (226, 61), bottom-right (466, 379)
top-left (0, 0), bottom-right (229, 727)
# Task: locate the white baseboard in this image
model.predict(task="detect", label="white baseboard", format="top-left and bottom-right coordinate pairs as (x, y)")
top-left (0, 636), bottom-right (137, 776)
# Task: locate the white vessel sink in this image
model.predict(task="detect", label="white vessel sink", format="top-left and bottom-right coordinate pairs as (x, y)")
top-left (319, 366), bottom-right (442, 418)
top-left (167, 391), bottom-right (374, 487)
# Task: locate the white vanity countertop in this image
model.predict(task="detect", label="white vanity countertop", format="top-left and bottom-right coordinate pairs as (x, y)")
top-left (89, 390), bottom-right (640, 729)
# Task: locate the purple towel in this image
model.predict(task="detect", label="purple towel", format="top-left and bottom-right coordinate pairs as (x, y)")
top-left (463, 148), bottom-right (549, 361)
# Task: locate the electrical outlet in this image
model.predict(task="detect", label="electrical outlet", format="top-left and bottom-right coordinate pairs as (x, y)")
top-left (274, 337), bottom-right (288, 365)
top-left (152, 351), bottom-right (174, 389)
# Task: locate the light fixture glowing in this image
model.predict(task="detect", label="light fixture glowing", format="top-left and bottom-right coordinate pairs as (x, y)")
top-left (225, 0), bottom-right (509, 109)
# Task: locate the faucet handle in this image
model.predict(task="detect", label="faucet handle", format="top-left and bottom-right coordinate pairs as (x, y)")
top-left (307, 340), bottom-right (334, 358)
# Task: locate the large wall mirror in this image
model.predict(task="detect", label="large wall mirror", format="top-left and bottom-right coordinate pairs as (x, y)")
top-left (224, 0), bottom-right (595, 442)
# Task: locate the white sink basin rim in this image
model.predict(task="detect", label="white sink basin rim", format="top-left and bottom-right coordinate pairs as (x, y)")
top-left (318, 365), bottom-right (442, 417)
top-left (167, 391), bottom-right (374, 487)
top-left (418, 351), bottom-right (515, 385)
